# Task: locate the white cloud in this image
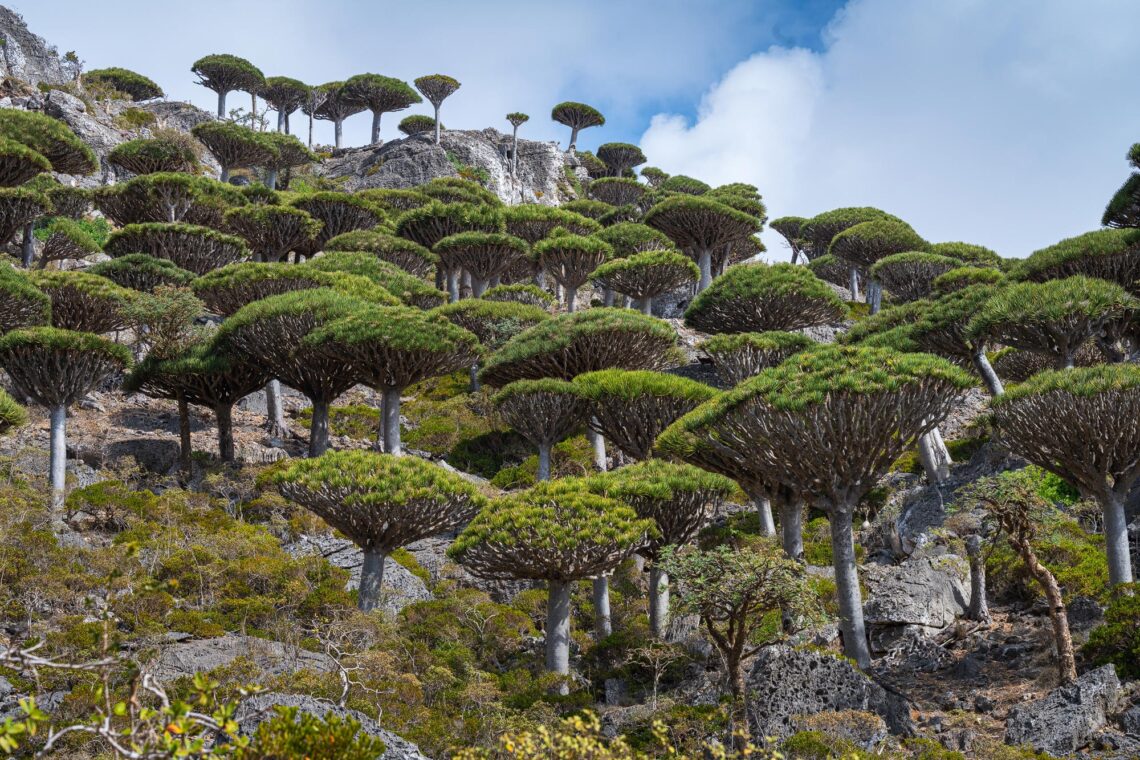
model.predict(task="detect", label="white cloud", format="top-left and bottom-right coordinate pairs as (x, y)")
top-left (640, 0), bottom-right (1140, 259)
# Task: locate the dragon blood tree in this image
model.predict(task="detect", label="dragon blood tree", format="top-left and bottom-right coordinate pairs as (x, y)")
top-left (589, 250), bottom-right (698, 315)
top-left (29, 271), bottom-right (135, 334)
top-left (259, 76), bottom-right (310, 133)
top-left (34, 218), bottom-right (100, 268)
top-left (506, 112), bottom-right (529, 179)
top-left (1103, 146), bottom-right (1140, 229)
top-left (700, 331), bottom-right (814, 386)
top-left (572, 369), bottom-right (717, 461)
top-left (449, 479), bottom-right (653, 691)
top-left (594, 222), bottom-right (674, 256)
top-left (658, 345), bottom-right (972, 667)
top-left (932, 266), bottom-right (1005, 296)
top-left (481, 284), bottom-right (554, 308)
top-left (684, 262), bottom-right (847, 334)
top-left (431, 298), bottom-right (550, 390)
top-left (418, 177), bottom-right (502, 206)
top-left (105, 223), bottom-right (250, 276)
top-left (398, 115), bottom-right (437, 137)
top-left (640, 166), bottom-right (669, 188)
top-left (596, 143), bottom-right (646, 177)
top-left (260, 132), bottom-right (316, 190)
top-left (869, 252), bottom-right (962, 303)
top-left (926, 241), bottom-right (1003, 268)
top-left (413, 75), bottom-right (460, 145)
top-left (503, 204), bottom-right (601, 244)
top-left (576, 150), bottom-right (609, 181)
top-left (94, 173), bottom-right (244, 227)
top-left (125, 342), bottom-right (269, 466)
top-left (0, 264), bottom-right (50, 331)
top-left (534, 233), bottom-right (612, 312)
top-left (551, 102), bottom-right (605, 153)
top-left (325, 230), bottom-right (438, 277)
top-left (191, 122), bottom-right (278, 183)
top-left (1016, 228), bottom-right (1140, 294)
top-left (395, 201), bottom-right (505, 293)
top-left (355, 187), bottom-right (432, 216)
top-left (213, 289), bottom-right (372, 456)
top-left (223, 204), bottom-right (321, 262)
top-left (303, 306), bottom-right (480, 454)
top-left (589, 177), bottom-right (647, 208)
top-left (991, 364), bottom-right (1140, 585)
top-left (828, 219), bottom-right (927, 313)
top-left (191, 54), bottom-right (264, 118)
top-left (968, 276), bottom-right (1139, 369)
top-left (644, 196), bottom-right (761, 291)
top-left (798, 207), bottom-right (901, 298)
top-left (806, 254), bottom-right (849, 289)
top-left (290, 192), bottom-right (385, 254)
top-left (342, 74), bottom-right (421, 145)
top-left (560, 199), bottom-right (611, 221)
top-left (658, 175), bottom-right (711, 195)
top-left (302, 252), bottom-right (446, 309)
top-left (0, 138), bottom-right (49, 187)
top-left (589, 460), bottom-right (734, 638)
top-left (108, 135), bottom-right (199, 176)
top-left (275, 450), bottom-right (486, 611)
top-left (85, 67), bottom-right (163, 101)
top-left (307, 81), bottom-right (365, 149)
top-left (434, 232), bottom-right (530, 298)
top-left (493, 379), bottom-right (589, 480)
top-left (0, 327), bottom-right (131, 509)
top-left (0, 110), bottom-right (97, 177)
top-left (991, 345), bottom-right (1103, 385)
top-left (769, 216), bottom-right (809, 264)
top-left (0, 188), bottom-right (51, 266)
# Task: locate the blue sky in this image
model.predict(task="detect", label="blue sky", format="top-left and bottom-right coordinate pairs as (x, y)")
top-left (15, 1), bottom-right (1140, 258)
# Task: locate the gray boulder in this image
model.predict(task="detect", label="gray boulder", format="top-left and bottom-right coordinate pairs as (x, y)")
top-left (746, 645), bottom-right (913, 739)
top-left (862, 555), bottom-right (970, 652)
top-left (1121, 704), bottom-right (1140, 736)
top-left (147, 634), bottom-right (336, 684)
top-left (0, 7), bottom-right (68, 87)
top-left (1005, 664), bottom-right (1121, 755)
top-left (235, 692), bottom-right (428, 760)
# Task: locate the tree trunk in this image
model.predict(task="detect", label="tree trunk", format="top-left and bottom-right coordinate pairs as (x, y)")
top-left (867, 280), bottom-right (882, 314)
top-left (917, 427), bottom-right (951, 484)
top-left (20, 222), bottom-right (34, 268)
top-left (603, 287), bottom-right (615, 307)
top-left (265, 380), bottom-right (287, 437)
top-left (358, 548), bottom-right (386, 612)
top-left (649, 566), bottom-right (669, 638)
top-left (568, 126), bottom-right (579, 153)
top-left (1017, 537), bottom-right (1077, 684)
top-left (381, 387), bottom-right (403, 456)
top-left (49, 404), bottom-right (67, 512)
top-left (266, 169), bottom-right (278, 191)
top-left (370, 110), bottom-right (382, 145)
top-left (779, 501), bottom-right (804, 562)
top-left (588, 425), bottom-right (606, 471)
top-left (276, 108), bottom-right (285, 132)
top-left (546, 580), bottom-right (572, 694)
top-left (566, 287), bottom-right (577, 313)
top-left (639, 297), bottom-right (653, 315)
top-left (972, 346), bottom-right (1004, 396)
top-left (284, 111), bottom-right (291, 135)
top-left (1102, 492), bottom-right (1134, 585)
top-left (726, 655), bottom-right (750, 751)
top-left (334, 119), bottom-right (343, 149)
top-left (592, 576), bottom-right (612, 638)
top-left (511, 125), bottom-right (519, 179)
top-left (697, 250), bottom-right (713, 292)
top-left (307, 110), bottom-right (314, 149)
top-left (447, 269), bottom-right (460, 303)
top-left (219, 166), bottom-right (230, 183)
top-left (965, 534), bottom-right (990, 623)
top-left (177, 394), bottom-right (191, 475)
top-left (471, 277), bottom-right (488, 298)
top-left (215, 403), bottom-right (235, 463)
top-left (468, 364), bottom-right (481, 393)
top-left (308, 397), bottom-right (330, 457)
top-left (754, 495), bottom-right (776, 537)
top-left (250, 92), bottom-right (257, 126)
top-left (537, 441), bottom-right (552, 481)
top-left (848, 267), bottom-right (860, 301)
top-left (217, 90), bottom-right (226, 119)
top-left (433, 104), bottom-right (441, 145)
top-left (830, 508), bottom-right (871, 668)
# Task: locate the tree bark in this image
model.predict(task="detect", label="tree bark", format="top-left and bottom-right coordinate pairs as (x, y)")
top-left (511, 125), bottom-right (519, 179)
top-left (593, 576), bottom-right (612, 639)
top-left (433, 104), bottom-right (441, 145)
top-left (754, 495), bottom-right (776, 537)
top-left (917, 426), bottom-right (952, 484)
top-left (215, 403), bottom-right (235, 463)
top-left (867, 280), bottom-right (882, 314)
top-left (177, 394), bottom-right (191, 475)
top-left (972, 346), bottom-right (1004, 397)
top-left (697, 250), bottom-right (713, 292)
top-left (471, 276), bottom-right (488, 298)
top-left (446, 270), bottom-right (460, 303)
top-left (468, 364), bottom-right (481, 393)
top-left (965, 534), bottom-right (990, 623)
top-left (588, 425), bottom-right (606, 471)
top-left (266, 169), bottom-right (278, 191)
top-left (848, 267), bottom-right (860, 301)
top-left (20, 222), bottom-right (34, 268)
top-left (1016, 536), bottom-right (1077, 683)
top-left (358, 548), bottom-right (386, 612)
top-left (1102, 492), bottom-right (1134, 585)
top-left (307, 110), bottom-right (314, 149)
top-left (537, 441), bottom-right (552, 481)
top-left (217, 90), bottom-right (226, 119)
top-left (308, 397), bottom-right (330, 457)
top-left (568, 126), bottom-right (579, 153)
top-left (265, 380), bottom-right (287, 438)
top-left (334, 119), bottom-right (343, 149)
top-left (49, 404), bottom-right (67, 512)
top-left (370, 110), bottom-right (382, 145)
top-left (566, 288), bottom-right (578, 313)
top-left (779, 501), bottom-right (804, 562)
top-left (639, 297), bottom-right (653, 315)
top-left (284, 111), bottom-right (291, 135)
top-left (546, 580), bottom-right (572, 694)
top-left (381, 387), bottom-right (403, 456)
top-left (649, 566), bottom-right (669, 638)
top-left (726, 654), bottom-right (750, 751)
top-left (830, 508), bottom-right (871, 668)
top-left (276, 108), bottom-right (285, 133)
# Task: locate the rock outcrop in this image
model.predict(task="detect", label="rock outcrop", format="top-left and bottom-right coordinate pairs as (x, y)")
top-left (235, 692), bottom-right (429, 760)
top-left (862, 555), bottom-right (970, 652)
top-left (1004, 664), bottom-right (1121, 755)
top-left (0, 7), bottom-right (68, 87)
top-left (147, 634), bottom-right (336, 684)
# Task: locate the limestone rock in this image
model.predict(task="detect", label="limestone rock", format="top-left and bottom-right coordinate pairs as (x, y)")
top-left (746, 645), bottom-right (913, 740)
top-left (0, 7), bottom-right (68, 87)
top-left (862, 555), bottom-right (970, 652)
top-left (235, 692), bottom-right (428, 760)
top-left (1004, 664), bottom-right (1121, 756)
top-left (147, 634), bottom-right (336, 684)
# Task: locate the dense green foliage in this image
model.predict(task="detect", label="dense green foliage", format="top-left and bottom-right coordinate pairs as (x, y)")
top-left (684, 262), bottom-right (847, 334)
top-left (85, 67), bottom-right (163, 100)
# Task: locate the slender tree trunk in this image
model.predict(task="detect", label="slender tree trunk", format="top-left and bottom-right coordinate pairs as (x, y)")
top-left (511, 125), bottom-right (519, 179)
top-left (727, 655), bottom-right (749, 751)
top-left (217, 90), bottom-right (226, 119)
top-left (334, 119), bottom-right (343, 149)
top-left (266, 169), bottom-right (278, 191)
top-left (1102, 492), bottom-right (1134, 585)
top-left (867, 280), bottom-right (882, 314)
top-left (381, 387), bottom-right (402, 456)
top-left (779, 501), bottom-right (804, 562)
top-left (537, 441), bottom-right (552, 481)
top-left (649, 566), bottom-right (669, 638)
top-left (432, 104), bottom-right (442, 145)
top-left (566, 287), bottom-right (577, 313)
top-left (639, 297), bottom-right (653, 315)
top-left (308, 397), bottom-right (330, 457)
top-left (1061, 352), bottom-right (1076, 370)
top-left (917, 427), bottom-right (951, 484)
top-left (370, 110), bottom-right (382, 145)
top-left (215, 403), bottom-right (235, 463)
top-left (546, 580), bottom-right (572, 694)
top-left (265, 380), bottom-right (287, 437)
top-left (447, 270), bottom-right (460, 303)
top-left (568, 126), bottom-right (579, 153)
top-left (284, 111), bottom-right (291, 135)
top-left (358, 548), bottom-right (386, 612)
top-left (588, 424), bottom-right (606, 471)
top-left (1016, 537), bottom-right (1077, 684)
top-left (307, 110), bottom-right (314, 149)
top-left (697, 250), bottom-right (713, 292)
top-left (219, 167), bottom-right (230, 183)
top-left (972, 346), bottom-right (1004, 396)
top-left (177, 395), bottom-right (191, 475)
top-left (277, 109), bottom-right (285, 132)
top-left (593, 576), bottom-right (612, 639)
top-left (49, 404), bottom-right (67, 512)
top-left (20, 222), bottom-right (34, 268)
top-left (251, 92), bottom-right (257, 127)
top-left (468, 364), bottom-right (481, 393)
top-left (965, 534), bottom-right (990, 623)
top-left (848, 267), bottom-right (860, 301)
top-left (830, 508), bottom-right (871, 668)
top-left (603, 287), bottom-right (615, 307)
top-left (471, 276), bottom-right (488, 297)
top-left (754, 495), bottom-right (776, 537)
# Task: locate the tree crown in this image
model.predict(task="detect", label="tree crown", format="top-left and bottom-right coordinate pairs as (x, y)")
top-left (573, 368), bottom-right (718, 405)
top-left (85, 67), bottom-right (163, 100)
top-left (414, 74), bottom-right (461, 106)
top-left (550, 102), bottom-right (605, 130)
top-left (932, 265), bottom-right (1006, 295)
top-left (0, 109), bottom-right (97, 175)
top-left (398, 115), bottom-right (437, 136)
top-left (684, 262), bottom-right (847, 334)
top-left (191, 53), bottom-right (265, 93)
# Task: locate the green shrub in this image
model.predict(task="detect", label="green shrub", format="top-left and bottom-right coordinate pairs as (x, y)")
top-left (238, 706), bottom-right (386, 759)
top-left (1082, 583), bottom-right (1140, 679)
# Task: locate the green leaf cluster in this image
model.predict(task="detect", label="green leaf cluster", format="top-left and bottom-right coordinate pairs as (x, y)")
top-left (85, 67), bottom-right (163, 100)
top-left (0, 109), bottom-right (97, 175)
top-left (684, 262), bottom-right (847, 334)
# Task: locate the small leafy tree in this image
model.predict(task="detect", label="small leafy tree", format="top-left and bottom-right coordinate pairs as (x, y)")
top-left (191, 54), bottom-right (265, 119)
top-left (534, 233), bottom-right (612, 312)
top-left (503, 204), bottom-right (601, 244)
top-left (260, 132), bottom-right (316, 189)
top-left (869, 252), bottom-right (961, 302)
top-left (0, 109), bottom-right (98, 175)
top-left (644, 196), bottom-right (761, 291)
top-left (931, 265), bottom-right (1005, 295)
top-left (34, 218), bottom-right (100, 267)
top-left (658, 175), bottom-right (711, 195)
top-left (302, 252), bottom-right (445, 308)
top-left (769, 216), bottom-right (809, 263)
top-left (828, 219), bottom-right (927, 314)
top-left (551, 102), bottom-right (605, 153)
top-left (414, 74), bottom-right (460, 145)
top-left (506, 112), bottom-right (529, 178)
top-left (191, 122), bottom-right (279, 183)
top-left (290, 192), bottom-right (384, 253)
top-left (700, 331), bottom-right (814, 386)
top-left (260, 76), bottom-right (311, 133)
top-left (481, 283), bottom-right (554, 308)
top-left (342, 74), bottom-right (422, 145)
top-left (640, 167), bottom-right (669, 188)
top-left (398, 114), bottom-right (436, 137)
top-left (104, 222), bottom-right (250, 275)
top-left (560, 199), bottom-right (612, 220)
top-left (684, 262), bottom-right (847, 334)
top-left (0, 137), bottom-right (50, 187)
top-left (798, 207), bottom-right (902, 298)
top-left (1016, 228), bottom-right (1140, 293)
top-left (95, 172), bottom-right (242, 227)
top-left (224, 204), bottom-right (321, 262)
top-left (589, 177), bottom-right (646, 207)
top-left (306, 81), bottom-right (366, 149)
top-left (434, 232), bottom-right (529, 298)
top-left (449, 480), bottom-right (653, 691)
top-left (325, 230), bottom-right (437, 277)
top-left (0, 328), bottom-right (130, 509)
top-left (493, 379), bottom-right (588, 480)
top-left (85, 66), bottom-right (163, 100)
top-left (108, 135), bottom-right (199, 175)
top-left (0, 188), bottom-right (50, 259)
top-left (431, 297), bottom-right (550, 389)
top-left (273, 450), bottom-right (485, 610)
top-left (589, 250), bottom-right (698, 314)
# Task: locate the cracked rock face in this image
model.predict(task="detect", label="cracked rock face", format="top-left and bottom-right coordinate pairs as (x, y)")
top-left (862, 555), bottom-right (971, 652)
top-left (1005, 664), bottom-right (1121, 756)
top-left (147, 634), bottom-right (337, 684)
top-left (0, 7), bottom-right (68, 87)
